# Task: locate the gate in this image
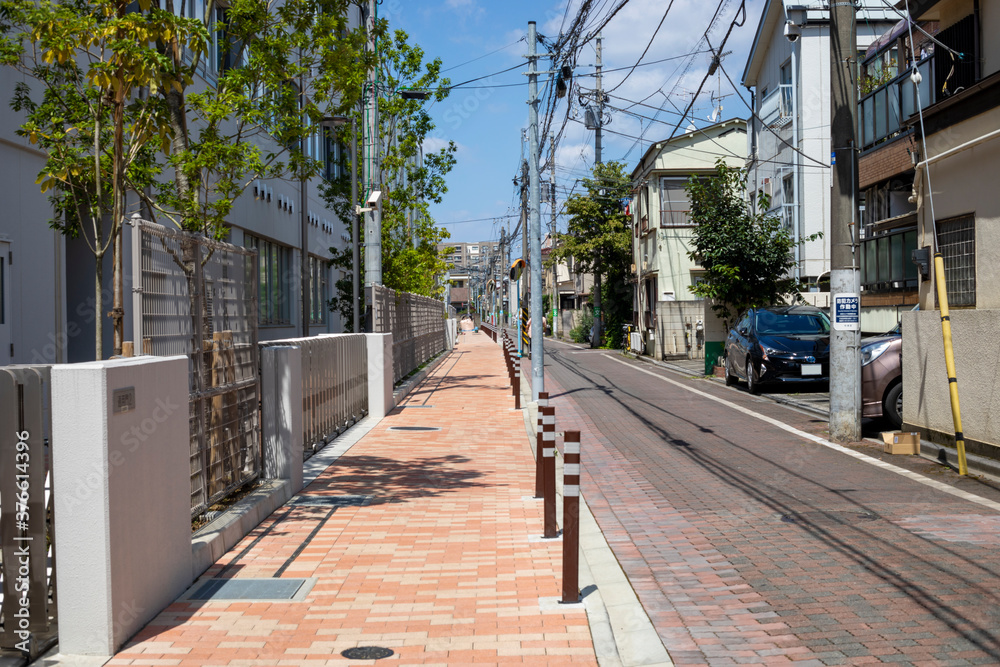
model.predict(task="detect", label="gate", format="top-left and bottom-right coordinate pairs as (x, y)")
top-left (132, 219), bottom-right (260, 516)
top-left (0, 367), bottom-right (56, 658)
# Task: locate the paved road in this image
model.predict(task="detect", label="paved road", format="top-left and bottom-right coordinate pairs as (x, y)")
top-left (543, 339), bottom-right (1000, 666)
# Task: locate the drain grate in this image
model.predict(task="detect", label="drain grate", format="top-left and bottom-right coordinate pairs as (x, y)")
top-left (781, 510), bottom-right (880, 526)
top-left (341, 647), bottom-right (394, 660)
top-left (387, 426), bottom-right (441, 432)
top-left (189, 578), bottom-right (307, 601)
top-left (290, 494), bottom-right (373, 508)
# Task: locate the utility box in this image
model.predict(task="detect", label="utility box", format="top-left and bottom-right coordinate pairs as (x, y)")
top-left (882, 431), bottom-right (920, 455)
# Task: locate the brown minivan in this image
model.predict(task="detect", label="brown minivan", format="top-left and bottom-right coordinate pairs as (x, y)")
top-left (861, 323), bottom-right (902, 428)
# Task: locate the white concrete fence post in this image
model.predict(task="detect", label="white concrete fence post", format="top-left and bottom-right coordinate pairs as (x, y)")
top-left (366, 333), bottom-right (395, 419)
top-left (50, 356), bottom-right (192, 657)
top-left (260, 345), bottom-right (304, 492)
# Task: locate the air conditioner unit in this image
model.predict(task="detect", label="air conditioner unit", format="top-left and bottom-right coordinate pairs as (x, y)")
top-left (763, 178), bottom-right (773, 198)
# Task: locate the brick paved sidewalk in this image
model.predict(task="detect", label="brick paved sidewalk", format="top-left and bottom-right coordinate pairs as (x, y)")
top-left (109, 332), bottom-right (596, 666)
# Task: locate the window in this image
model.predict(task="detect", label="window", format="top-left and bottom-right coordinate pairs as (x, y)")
top-left (309, 256), bottom-right (328, 325)
top-left (323, 129), bottom-right (343, 181)
top-left (244, 234), bottom-right (292, 325)
top-left (779, 61), bottom-right (793, 119)
top-left (936, 214), bottom-right (976, 307)
top-left (659, 177), bottom-right (691, 227)
top-left (860, 228), bottom-right (918, 292)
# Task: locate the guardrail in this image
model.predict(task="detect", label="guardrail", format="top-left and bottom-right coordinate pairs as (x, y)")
top-left (261, 335), bottom-right (369, 457)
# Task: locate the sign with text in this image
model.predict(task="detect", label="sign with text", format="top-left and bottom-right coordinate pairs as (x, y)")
top-left (832, 293), bottom-right (860, 331)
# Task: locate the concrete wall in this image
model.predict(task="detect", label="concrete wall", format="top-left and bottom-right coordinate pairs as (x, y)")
top-left (51, 355), bottom-right (192, 656)
top-left (903, 309), bottom-right (1000, 455)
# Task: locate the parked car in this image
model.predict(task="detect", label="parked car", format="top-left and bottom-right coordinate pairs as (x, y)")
top-left (724, 305), bottom-right (830, 394)
top-left (861, 323), bottom-right (902, 428)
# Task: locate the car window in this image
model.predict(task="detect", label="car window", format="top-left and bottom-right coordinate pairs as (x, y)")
top-left (756, 311), bottom-right (830, 335)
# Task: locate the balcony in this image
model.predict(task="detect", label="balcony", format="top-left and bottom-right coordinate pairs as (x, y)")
top-left (858, 56), bottom-right (934, 152)
top-left (759, 84), bottom-right (793, 128)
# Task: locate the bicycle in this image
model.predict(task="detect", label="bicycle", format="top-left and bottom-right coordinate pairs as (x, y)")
top-left (622, 323), bottom-right (638, 356)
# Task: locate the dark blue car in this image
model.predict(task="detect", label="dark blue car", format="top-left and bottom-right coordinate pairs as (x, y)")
top-left (724, 305), bottom-right (830, 394)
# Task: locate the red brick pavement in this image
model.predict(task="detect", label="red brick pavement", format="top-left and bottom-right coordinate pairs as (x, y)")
top-left (542, 344), bottom-right (1000, 667)
top-left (109, 333), bottom-right (596, 666)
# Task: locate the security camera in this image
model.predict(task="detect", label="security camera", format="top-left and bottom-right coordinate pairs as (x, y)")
top-left (366, 190), bottom-right (382, 206)
top-left (784, 20), bottom-right (801, 42)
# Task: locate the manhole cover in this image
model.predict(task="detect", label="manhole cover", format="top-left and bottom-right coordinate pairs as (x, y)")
top-left (290, 494), bottom-right (373, 508)
top-left (189, 578), bottom-right (307, 601)
top-left (781, 510), bottom-right (880, 526)
top-left (341, 646), bottom-right (394, 660)
top-left (387, 426), bottom-right (441, 432)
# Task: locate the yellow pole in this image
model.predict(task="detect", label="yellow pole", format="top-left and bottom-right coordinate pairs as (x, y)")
top-left (934, 253), bottom-right (968, 475)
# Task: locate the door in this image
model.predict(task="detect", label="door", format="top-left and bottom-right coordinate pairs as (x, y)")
top-left (0, 242), bottom-right (10, 363)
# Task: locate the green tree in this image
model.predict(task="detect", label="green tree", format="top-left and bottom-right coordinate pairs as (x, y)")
top-left (686, 160), bottom-right (816, 331)
top-left (324, 27), bottom-right (455, 328)
top-left (550, 161), bottom-right (632, 349)
top-left (0, 0), bottom-right (205, 358)
top-left (3, 0), bottom-right (374, 354)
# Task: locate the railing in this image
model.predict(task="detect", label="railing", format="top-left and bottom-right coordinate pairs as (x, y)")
top-left (659, 208), bottom-right (692, 228)
top-left (369, 285), bottom-right (447, 384)
top-left (859, 56), bottom-right (934, 151)
top-left (0, 367), bottom-right (56, 658)
top-left (759, 84), bottom-right (793, 127)
top-left (132, 218), bottom-right (261, 516)
top-left (262, 335), bottom-right (368, 457)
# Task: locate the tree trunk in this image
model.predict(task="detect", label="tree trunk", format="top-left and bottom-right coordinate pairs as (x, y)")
top-left (95, 249), bottom-right (104, 360)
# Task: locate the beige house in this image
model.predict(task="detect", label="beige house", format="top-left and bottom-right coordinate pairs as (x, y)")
top-left (630, 118), bottom-right (747, 366)
top-left (902, 0), bottom-right (1000, 459)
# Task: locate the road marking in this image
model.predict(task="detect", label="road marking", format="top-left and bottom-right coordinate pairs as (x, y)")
top-left (604, 354), bottom-right (1000, 514)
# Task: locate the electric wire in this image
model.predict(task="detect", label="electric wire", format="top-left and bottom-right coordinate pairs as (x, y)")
top-left (603, 0), bottom-right (676, 95)
top-left (440, 38), bottom-right (524, 73)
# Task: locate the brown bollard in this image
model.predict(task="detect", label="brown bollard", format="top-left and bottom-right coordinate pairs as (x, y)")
top-left (535, 396), bottom-right (550, 498)
top-left (543, 409), bottom-right (558, 538)
top-left (562, 430), bottom-right (581, 603)
top-left (513, 360), bottom-right (521, 410)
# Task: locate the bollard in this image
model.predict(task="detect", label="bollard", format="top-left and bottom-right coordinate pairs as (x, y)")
top-left (543, 408), bottom-right (557, 538)
top-left (562, 430), bottom-right (581, 603)
top-left (513, 359), bottom-right (521, 410)
top-left (535, 394), bottom-right (549, 498)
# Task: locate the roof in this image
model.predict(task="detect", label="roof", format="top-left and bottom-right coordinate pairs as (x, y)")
top-left (630, 117), bottom-right (747, 181)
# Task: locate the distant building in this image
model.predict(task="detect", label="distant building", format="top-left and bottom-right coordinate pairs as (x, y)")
top-left (437, 240), bottom-right (501, 312)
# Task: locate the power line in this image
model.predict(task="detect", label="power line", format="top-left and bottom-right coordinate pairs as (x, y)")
top-left (441, 38), bottom-right (524, 73)
top-left (604, 0), bottom-right (676, 95)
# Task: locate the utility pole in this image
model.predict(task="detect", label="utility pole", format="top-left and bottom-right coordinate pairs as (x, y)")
top-left (519, 158), bottom-right (528, 357)
top-left (550, 132), bottom-right (558, 338)
top-left (351, 115), bottom-right (360, 333)
top-left (829, 1), bottom-right (861, 441)
top-left (591, 32), bottom-right (604, 347)
top-left (528, 19), bottom-right (545, 400)
top-left (595, 32), bottom-right (603, 165)
top-left (363, 0), bottom-right (382, 306)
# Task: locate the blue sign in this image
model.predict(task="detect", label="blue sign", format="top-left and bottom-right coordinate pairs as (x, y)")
top-left (833, 293), bottom-right (859, 331)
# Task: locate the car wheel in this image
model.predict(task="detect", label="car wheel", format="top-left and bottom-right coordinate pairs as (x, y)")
top-left (725, 355), bottom-right (738, 386)
top-left (884, 382), bottom-right (903, 429)
top-left (746, 358), bottom-right (760, 395)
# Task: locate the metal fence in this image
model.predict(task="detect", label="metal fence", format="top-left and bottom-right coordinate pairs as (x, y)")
top-left (0, 367), bottom-right (56, 657)
top-left (369, 285), bottom-right (447, 384)
top-left (262, 335), bottom-right (368, 457)
top-left (132, 219), bottom-right (260, 516)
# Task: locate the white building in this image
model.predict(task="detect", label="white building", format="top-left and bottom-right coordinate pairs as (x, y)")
top-left (742, 1), bottom-right (895, 290)
top-left (0, 4), bottom-right (364, 364)
top-left (630, 118), bottom-right (747, 364)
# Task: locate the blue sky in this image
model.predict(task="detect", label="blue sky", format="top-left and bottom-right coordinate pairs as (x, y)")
top-left (383, 0), bottom-right (767, 247)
